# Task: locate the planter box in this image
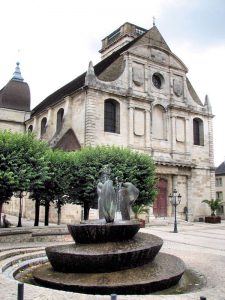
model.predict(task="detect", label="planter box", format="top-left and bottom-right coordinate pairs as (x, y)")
top-left (205, 216), bottom-right (221, 224)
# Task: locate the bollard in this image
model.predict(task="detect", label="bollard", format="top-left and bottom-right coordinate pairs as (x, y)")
top-left (200, 297), bottom-right (207, 300)
top-left (17, 282), bottom-right (24, 300)
top-left (111, 294), bottom-right (117, 300)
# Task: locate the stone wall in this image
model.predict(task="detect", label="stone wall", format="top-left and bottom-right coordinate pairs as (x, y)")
top-left (3, 197), bottom-right (82, 225)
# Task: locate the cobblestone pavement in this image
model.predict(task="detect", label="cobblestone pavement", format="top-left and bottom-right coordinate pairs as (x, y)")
top-left (0, 217), bottom-right (225, 300)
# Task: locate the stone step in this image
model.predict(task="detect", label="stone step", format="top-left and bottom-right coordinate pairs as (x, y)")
top-left (0, 247), bottom-right (44, 262)
top-left (0, 248), bottom-right (45, 273)
top-left (5, 254), bottom-right (47, 280)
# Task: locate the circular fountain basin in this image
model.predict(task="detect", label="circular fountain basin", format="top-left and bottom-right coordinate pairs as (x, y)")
top-left (46, 233), bottom-right (163, 273)
top-left (68, 219), bottom-right (140, 243)
top-left (33, 252), bottom-right (185, 295)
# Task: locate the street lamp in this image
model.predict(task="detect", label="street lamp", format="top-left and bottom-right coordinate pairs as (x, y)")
top-left (169, 189), bottom-right (182, 233)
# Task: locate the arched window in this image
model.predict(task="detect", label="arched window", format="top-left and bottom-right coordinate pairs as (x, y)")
top-left (28, 125), bottom-right (33, 132)
top-left (152, 105), bottom-right (166, 140)
top-left (193, 118), bottom-right (204, 146)
top-left (40, 117), bottom-right (47, 136)
top-left (56, 108), bottom-right (64, 133)
top-left (104, 99), bottom-right (120, 133)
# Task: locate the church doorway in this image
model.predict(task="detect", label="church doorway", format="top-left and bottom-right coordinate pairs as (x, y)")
top-left (153, 178), bottom-right (168, 217)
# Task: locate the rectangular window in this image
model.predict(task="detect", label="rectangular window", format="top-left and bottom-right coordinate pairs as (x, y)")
top-left (216, 191), bottom-right (223, 200)
top-left (216, 178), bottom-right (222, 187)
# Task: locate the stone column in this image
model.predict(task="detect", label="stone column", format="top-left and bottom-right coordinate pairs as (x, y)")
top-left (172, 175), bottom-right (178, 191)
top-left (187, 175), bottom-right (193, 221)
top-left (171, 115), bottom-right (176, 154)
top-left (210, 169), bottom-right (216, 200)
top-left (208, 117), bottom-right (214, 167)
top-left (128, 56), bottom-right (133, 94)
top-left (128, 105), bottom-right (134, 147)
top-left (145, 109), bottom-right (151, 149)
top-left (85, 88), bottom-right (96, 146)
top-left (144, 65), bottom-right (149, 93)
top-left (185, 117), bottom-right (190, 155)
top-left (208, 115), bottom-right (215, 199)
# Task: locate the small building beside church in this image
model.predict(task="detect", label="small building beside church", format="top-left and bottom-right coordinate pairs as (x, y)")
top-left (215, 161), bottom-right (225, 217)
top-left (0, 22), bottom-right (215, 222)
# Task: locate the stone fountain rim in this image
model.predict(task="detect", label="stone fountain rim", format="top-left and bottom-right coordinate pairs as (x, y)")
top-left (46, 233), bottom-right (163, 256)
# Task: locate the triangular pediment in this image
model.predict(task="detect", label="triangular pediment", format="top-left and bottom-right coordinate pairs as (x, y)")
top-left (126, 26), bottom-right (188, 72)
top-left (132, 26), bottom-right (171, 52)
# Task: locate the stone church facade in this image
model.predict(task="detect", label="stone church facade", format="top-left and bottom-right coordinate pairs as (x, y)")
top-left (1, 22), bottom-right (215, 222)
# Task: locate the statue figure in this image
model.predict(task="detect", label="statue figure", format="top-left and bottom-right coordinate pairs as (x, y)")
top-left (97, 180), bottom-right (117, 223)
top-left (119, 183), bottom-right (139, 220)
top-left (97, 178), bottom-right (139, 222)
top-left (97, 182), bottom-right (104, 219)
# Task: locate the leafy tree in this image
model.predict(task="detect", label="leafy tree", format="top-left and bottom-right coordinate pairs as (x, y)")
top-left (0, 130), bottom-right (50, 227)
top-left (68, 146), bottom-right (157, 220)
top-left (0, 172), bottom-right (14, 227)
top-left (45, 149), bottom-right (73, 225)
top-left (30, 149), bottom-right (73, 225)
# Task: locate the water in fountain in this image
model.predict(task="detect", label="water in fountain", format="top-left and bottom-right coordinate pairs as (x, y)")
top-left (31, 167), bottom-right (186, 294)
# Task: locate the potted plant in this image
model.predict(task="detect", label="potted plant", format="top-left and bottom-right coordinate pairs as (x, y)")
top-left (131, 204), bottom-right (149, 228)
top-left (202, 199), bottom-right (223, 223)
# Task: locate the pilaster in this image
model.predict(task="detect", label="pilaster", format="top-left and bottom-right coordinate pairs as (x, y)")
top-left (171, 115), bottom-right (176, 153)
top-left (185, 117), bottom-right (190, 155)
top-left (85, 89), bottom-right (96, 146)
top-left (145, 109), bottom-right (151, 148)
top-left (128, 105), bottom-right (134, 147)
top-left (187, 176), bottom-right (193, 221)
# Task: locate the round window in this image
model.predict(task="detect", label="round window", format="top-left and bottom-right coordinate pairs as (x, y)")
top-left (152, 73), bottom-right (163, 89)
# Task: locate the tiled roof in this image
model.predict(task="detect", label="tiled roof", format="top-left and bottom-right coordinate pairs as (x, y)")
top-left (0, 80), bottom-right (30, 111)
top-left (31, 39), bottom-right (135, 116)
top-left (0, 62), bottom-right (30, 111)
top-left (215, 161), bottom-right (225, 175)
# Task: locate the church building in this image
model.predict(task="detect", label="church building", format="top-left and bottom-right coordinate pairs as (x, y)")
top-left (0, 22), bottom-right (215, 222)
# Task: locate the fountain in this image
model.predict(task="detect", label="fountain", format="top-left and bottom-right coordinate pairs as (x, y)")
top-left (32, 168), bottom-right (185, 295)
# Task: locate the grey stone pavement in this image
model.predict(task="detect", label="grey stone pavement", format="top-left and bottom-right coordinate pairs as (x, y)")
top-left (1, 215), bottom-right (225, 300)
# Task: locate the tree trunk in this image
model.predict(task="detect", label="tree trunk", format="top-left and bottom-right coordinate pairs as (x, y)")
top-left (83, 202), bottom-right (90, 220)
top-left (45, 201), bottom-right (50, 226)
top-left (57, 200), bottom-right (61, 225)
top-left (34, 199), bottom-right (40, 226)
top-left (17, 195), bottom-right (22, 227)
top-left (0, 202), bottom-right (3, 227)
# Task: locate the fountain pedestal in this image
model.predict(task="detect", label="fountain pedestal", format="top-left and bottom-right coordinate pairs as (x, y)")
top-left (33, 220), bottom-right (185, 295)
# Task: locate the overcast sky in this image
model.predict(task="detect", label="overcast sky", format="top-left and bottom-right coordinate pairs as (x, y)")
top-left (0, 0), bottom-right (224, 166)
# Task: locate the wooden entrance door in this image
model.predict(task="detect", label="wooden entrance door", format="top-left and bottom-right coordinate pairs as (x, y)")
top-left (153, 178), bottom-right (167, 217)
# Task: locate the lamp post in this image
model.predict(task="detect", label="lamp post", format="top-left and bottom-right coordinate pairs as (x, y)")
top-left (169, 189), bottom-right (182, 233)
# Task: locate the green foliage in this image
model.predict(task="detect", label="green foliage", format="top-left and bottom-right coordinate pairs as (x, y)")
top-left (202, 198), bottom-right (223, 216)
top-left (0, 130), bottom-right (50, 226)
top-left (30, 149), bottom-right (73, 225)
top-left (131, 203), bottom-right (149, 219)
top-left (0, 130), bottom-right (50, 193)
top-left (0, 132), bottom-right (157, 224)
top-left (68, 145), bottom-right (157, 218)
